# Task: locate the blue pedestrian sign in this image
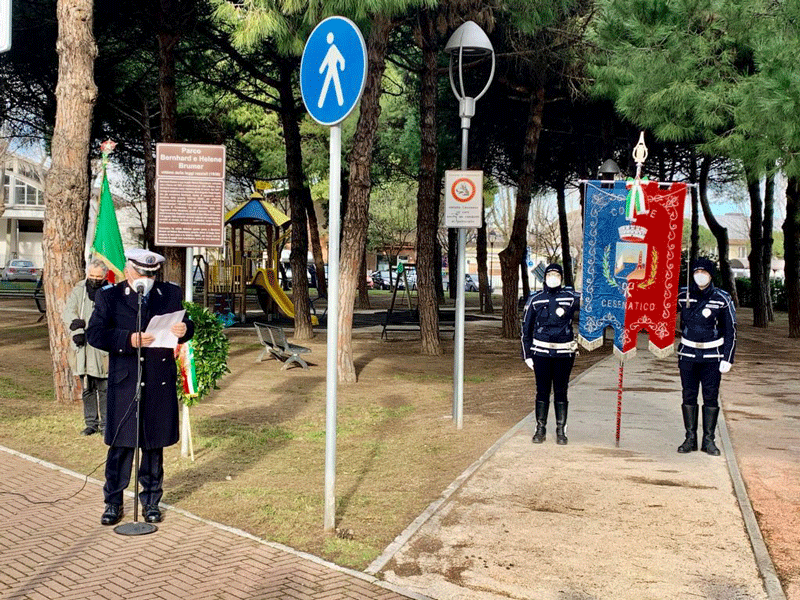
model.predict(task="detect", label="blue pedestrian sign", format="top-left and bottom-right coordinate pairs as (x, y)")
top-left (300, 16), bottom-right (367, 126)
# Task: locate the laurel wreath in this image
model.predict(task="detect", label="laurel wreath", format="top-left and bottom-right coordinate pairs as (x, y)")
top-left (602, 245), bottom-right (618, 288)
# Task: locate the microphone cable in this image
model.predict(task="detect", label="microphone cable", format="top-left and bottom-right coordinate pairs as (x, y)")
top-left (0, 369), bottom-right (141, 505)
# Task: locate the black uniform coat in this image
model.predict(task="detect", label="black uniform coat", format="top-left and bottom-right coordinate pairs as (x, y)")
top-left (676, 283), bottom-right (736, 364)
top-left (520, 285), bottom-right (580, 359)
top-left (87, 280), bottom-right (194, 449)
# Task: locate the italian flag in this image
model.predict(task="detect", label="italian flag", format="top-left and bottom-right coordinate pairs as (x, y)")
top-left (178, 341), bottom-right (199, 397)
top-left (90, 166), bottom-right (126, 282)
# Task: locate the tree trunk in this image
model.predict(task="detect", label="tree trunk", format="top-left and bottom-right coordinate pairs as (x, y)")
top-left (156, 0), bottom-right (185, 286)
top-left (447, 228), bottom-right (457, 300)
top-left (338, 14), bottom-right (392, 382)
top-left (142, 97), bottom-right (156, 249)
top-left (434, 239), bottom-right (445, 304)
top-left (519, 256), bottom-right (530, 297)
top-left (415, 8), bottom-right (442, 354)
top-left (698, 156), bottom-right (738, 306)
top-left (499, 87), bottom-right (545, 338)
top-left (746, 174), bottom-right (767, 327)
top-left (277, 59), bottom-right (313, 338)
top-left (763, 173), bottom-right (774, 321)
top-left (689, 152), bottom-right (699, 267)
top-left (356, 245), bottom-right (369, 308)
top-left (477, 224), bottom-right (490, 313)
top-left (556, 179), bottom-right (573, 287)
top-left (784, 177), bottom-right (800, 337)
top-left (44, 0), bottom-right (97, 404)
top-left (304, 190), bottom-right (327, 299)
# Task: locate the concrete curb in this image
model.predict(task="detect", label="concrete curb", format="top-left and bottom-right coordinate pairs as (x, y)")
top-left (718, 409), bottom-right (788, 600)
top-left (365, 355), bottom-right (605, 576)
top-left (0, 444), bottom-right (435, 600)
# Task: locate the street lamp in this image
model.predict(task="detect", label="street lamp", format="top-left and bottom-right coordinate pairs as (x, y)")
top-left (599, 159), bottom-right (621, 183)
top-left (446, 21), bottom-right (494, 429)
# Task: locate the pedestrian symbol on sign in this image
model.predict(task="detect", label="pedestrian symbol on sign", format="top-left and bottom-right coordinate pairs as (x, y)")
top-left (300, 16), bottom-right (367, 126)
top-left (317, 33), bottom-right (345, 108)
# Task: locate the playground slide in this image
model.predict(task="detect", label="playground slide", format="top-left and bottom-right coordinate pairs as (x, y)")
top-left (252, 268), bottom-right (319, 326)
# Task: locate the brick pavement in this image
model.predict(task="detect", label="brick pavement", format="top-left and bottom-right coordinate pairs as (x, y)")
top-left (0, 448), bottom-right (428, 600)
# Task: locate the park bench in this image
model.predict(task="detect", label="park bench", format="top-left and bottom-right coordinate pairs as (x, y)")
top-left (254, 322), bottom-right (311, 370)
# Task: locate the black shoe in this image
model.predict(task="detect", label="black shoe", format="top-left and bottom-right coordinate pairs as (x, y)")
top-left (143, 504), bottom-right (163, 523)
top-left (677, 404), bottom-right (699, 453)
top-left (81, 426), bottom-right (98, 436)
top-left (701, 406), bottom-right (721, 456)
top-left (532, 399), bottom-right (549, 444)
top-left (101, 503), bottom-right (123, 525)
top-left (554, 402), bottom-right (568, 445)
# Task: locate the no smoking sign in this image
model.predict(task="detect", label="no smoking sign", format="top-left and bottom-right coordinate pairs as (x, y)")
top-left (445, 170), bottom-right (483, 228)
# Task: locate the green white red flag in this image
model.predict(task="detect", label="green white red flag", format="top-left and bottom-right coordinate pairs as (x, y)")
top-left (90, 141), bottom-right (125, 282)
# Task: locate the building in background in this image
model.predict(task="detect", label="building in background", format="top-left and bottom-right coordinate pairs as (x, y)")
top-left (1, 153), bottom-right (45, 268)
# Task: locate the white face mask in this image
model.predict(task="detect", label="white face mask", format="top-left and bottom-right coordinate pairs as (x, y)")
top-left (131, 277), bottom-right (155, 296)
top-left (693, 271), bottom-right (711, 288)
top-left (546, 274), bottom-right (562, 289)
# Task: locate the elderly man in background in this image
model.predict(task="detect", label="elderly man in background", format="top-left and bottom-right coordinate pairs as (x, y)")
top-left (63, 259), bottom-right (109, 436)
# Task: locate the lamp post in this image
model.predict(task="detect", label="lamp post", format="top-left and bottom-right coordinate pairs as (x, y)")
top-left (446, 21), bottom-right (494, 429)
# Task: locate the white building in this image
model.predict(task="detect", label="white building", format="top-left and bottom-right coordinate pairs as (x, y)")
top-left (1, 154), bottom-right (46, 268)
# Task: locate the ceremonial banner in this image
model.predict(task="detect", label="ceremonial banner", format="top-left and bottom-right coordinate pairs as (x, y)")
top-left (579, 180), bottom-right (686, 359)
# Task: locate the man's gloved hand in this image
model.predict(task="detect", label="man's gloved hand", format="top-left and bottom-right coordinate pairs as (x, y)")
top-left (525, 358), bottom-right (534, 370)
top-left (72, 333), bottom-right (86, 347)
top-left (719, 360), bottom-right (732, 374)
top-left (70, 319), bottom-right (86, 331)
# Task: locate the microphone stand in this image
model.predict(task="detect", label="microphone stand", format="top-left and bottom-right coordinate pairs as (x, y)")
top-left (115, 286), bottom-right (157, 535)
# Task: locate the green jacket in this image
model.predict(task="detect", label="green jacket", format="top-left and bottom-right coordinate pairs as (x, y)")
top-left (62, 281), bottom-right (109, 378)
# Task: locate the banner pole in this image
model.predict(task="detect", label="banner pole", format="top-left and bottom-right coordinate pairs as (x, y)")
top-left (616, 360), bottom-right (624, 447)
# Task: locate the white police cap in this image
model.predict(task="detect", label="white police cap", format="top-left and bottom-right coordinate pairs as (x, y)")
top-left (125, 248), bottom-right (165, 272)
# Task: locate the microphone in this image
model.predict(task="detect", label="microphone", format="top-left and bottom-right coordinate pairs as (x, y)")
top-left (134, 281), bottom-right (146, 295)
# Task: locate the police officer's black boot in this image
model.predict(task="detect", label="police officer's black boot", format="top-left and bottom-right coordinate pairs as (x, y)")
top-left (677, 404), bottom-right (698, 453)
top-left (554, 402), bottom-right (568, 445)
top-left (701, 406), bottom-right (721, 456)
top-left (532, 400), bottom-right (548, 443)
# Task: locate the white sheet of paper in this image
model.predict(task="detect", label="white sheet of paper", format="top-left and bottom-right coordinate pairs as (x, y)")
top-left (144, 309), bottom-right (185, 349)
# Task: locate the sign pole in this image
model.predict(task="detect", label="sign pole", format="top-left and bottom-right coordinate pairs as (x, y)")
top-left (300, 14), bottom-right (366, 533)
top-left (324, 125), bottom-right (341, 532)
top-left (453, 126), bottom-right (469, 430)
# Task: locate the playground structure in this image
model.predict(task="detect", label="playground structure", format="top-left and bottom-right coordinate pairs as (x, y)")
top-left (201, 194), bottom-right (318, 326)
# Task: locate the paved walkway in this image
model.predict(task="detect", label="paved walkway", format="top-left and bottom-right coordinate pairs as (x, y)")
top-left (371, 341), bottom-right (782, 600)
top-left (0, 448), bottom-right (427, 600)
top-left (0, 329), bottom-right (789, 600)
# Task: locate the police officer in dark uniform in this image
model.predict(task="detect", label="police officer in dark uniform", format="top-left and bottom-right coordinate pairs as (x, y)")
top-left (87, 249), bottom-right (194, 525)
top-left (676, 257), bottom-right (736, 456)
top-left (521, 264), bottom-right (580, 445)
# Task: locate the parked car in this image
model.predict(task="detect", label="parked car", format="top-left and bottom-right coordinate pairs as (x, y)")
top-left (2, 259), bottom-right (39, 282)
top-left (443, 274), bottom-right (479, 292)
top-left (370, 271), bottom-right (391, 290)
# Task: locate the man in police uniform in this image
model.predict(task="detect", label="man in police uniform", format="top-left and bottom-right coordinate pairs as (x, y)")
top-left (676, 257), bottom-right (736, 456)
top-left (87, 249), bottom-right (194, 525)
top-left (521, 264), bottom-right (580, 445)
top-left (62, 259), bottom-right (109, 436)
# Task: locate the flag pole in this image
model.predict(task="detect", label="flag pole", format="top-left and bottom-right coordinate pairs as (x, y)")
top-left (616, 132), bottom-right (649, 447)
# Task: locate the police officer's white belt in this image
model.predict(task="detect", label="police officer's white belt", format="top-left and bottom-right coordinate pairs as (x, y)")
top-left (680, 338), bottom-right (723, 349)
top-left (533, 339), bottom-right (577, 351)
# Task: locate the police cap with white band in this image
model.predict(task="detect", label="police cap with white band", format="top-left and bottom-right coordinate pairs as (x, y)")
top-left (125, 248), bottom-right (165, 273)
